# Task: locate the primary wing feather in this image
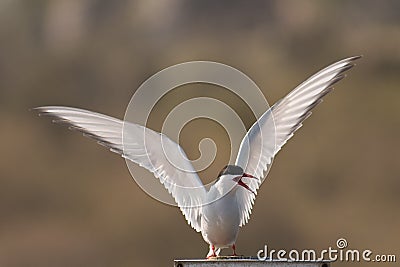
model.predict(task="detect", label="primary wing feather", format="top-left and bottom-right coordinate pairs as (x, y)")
top-left (35, 106), bottom-right (207, 232)
top-left (235, 56), bottom-right (360, 226)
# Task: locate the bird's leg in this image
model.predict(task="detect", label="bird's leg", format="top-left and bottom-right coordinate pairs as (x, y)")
top-left (231, 244), bottom-right (237, 256)
top-left (206, 245), bottom-right (217, 259)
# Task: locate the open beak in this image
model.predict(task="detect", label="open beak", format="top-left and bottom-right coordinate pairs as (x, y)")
top-left (234, 173), bottom-right (257, 194)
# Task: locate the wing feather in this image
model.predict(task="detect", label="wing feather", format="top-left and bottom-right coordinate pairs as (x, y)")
top-left (235, 56), bottom-right (361, 226)
top-left (35, 106), bottom-right (206, 232)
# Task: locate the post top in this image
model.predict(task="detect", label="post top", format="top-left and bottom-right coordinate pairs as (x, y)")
top-left (174, 257), bottom-right (331, 267)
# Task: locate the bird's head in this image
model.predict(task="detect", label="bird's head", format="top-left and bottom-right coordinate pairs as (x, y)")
top-left (217, 165), bottom-right (257, 194)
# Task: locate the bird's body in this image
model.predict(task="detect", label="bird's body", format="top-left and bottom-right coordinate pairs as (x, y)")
top-left (35, 56), bottom-right (360, 257)
top-left (201, 175), bottom-right (242, 256)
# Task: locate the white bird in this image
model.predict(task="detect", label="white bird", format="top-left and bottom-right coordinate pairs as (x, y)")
top-left (35, 56), bottom-right (360, 258)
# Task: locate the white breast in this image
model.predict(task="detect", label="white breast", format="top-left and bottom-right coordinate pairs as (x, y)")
top-left (200, 176), bottom-right (241, 248)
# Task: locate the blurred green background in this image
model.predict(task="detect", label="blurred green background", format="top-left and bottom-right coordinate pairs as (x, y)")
top-left (1, 0), bottom-right (399, 266)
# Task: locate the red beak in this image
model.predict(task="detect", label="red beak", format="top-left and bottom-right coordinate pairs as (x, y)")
top-left (235, 173), bottom-right (257, 194)
top-left (243, 173), bottom-right (256, 179)
top-left (237, 179), bottom-right (255, 194)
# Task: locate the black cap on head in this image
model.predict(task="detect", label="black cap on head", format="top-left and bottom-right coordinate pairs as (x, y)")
top-left (218, 165), bottom-right (244, 178)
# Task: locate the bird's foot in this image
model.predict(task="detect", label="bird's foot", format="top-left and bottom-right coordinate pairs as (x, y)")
top-left (206, 245), bottom-right (218, 259)
top-left (232, 244), bottom-right (237, 256)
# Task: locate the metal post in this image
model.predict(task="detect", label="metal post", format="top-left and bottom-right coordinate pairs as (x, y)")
top-left (174, 257), bottom-right (331, 267)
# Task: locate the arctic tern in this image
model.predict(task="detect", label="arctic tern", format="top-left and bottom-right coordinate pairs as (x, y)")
top-left (35, 56), bottom-right (360, 257)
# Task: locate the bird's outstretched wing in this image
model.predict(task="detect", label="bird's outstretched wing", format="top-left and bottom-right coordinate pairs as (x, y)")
top-left (35, 106), bottom-right (207, 232)
top-left (235, 56), bottom-right (361, 226)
